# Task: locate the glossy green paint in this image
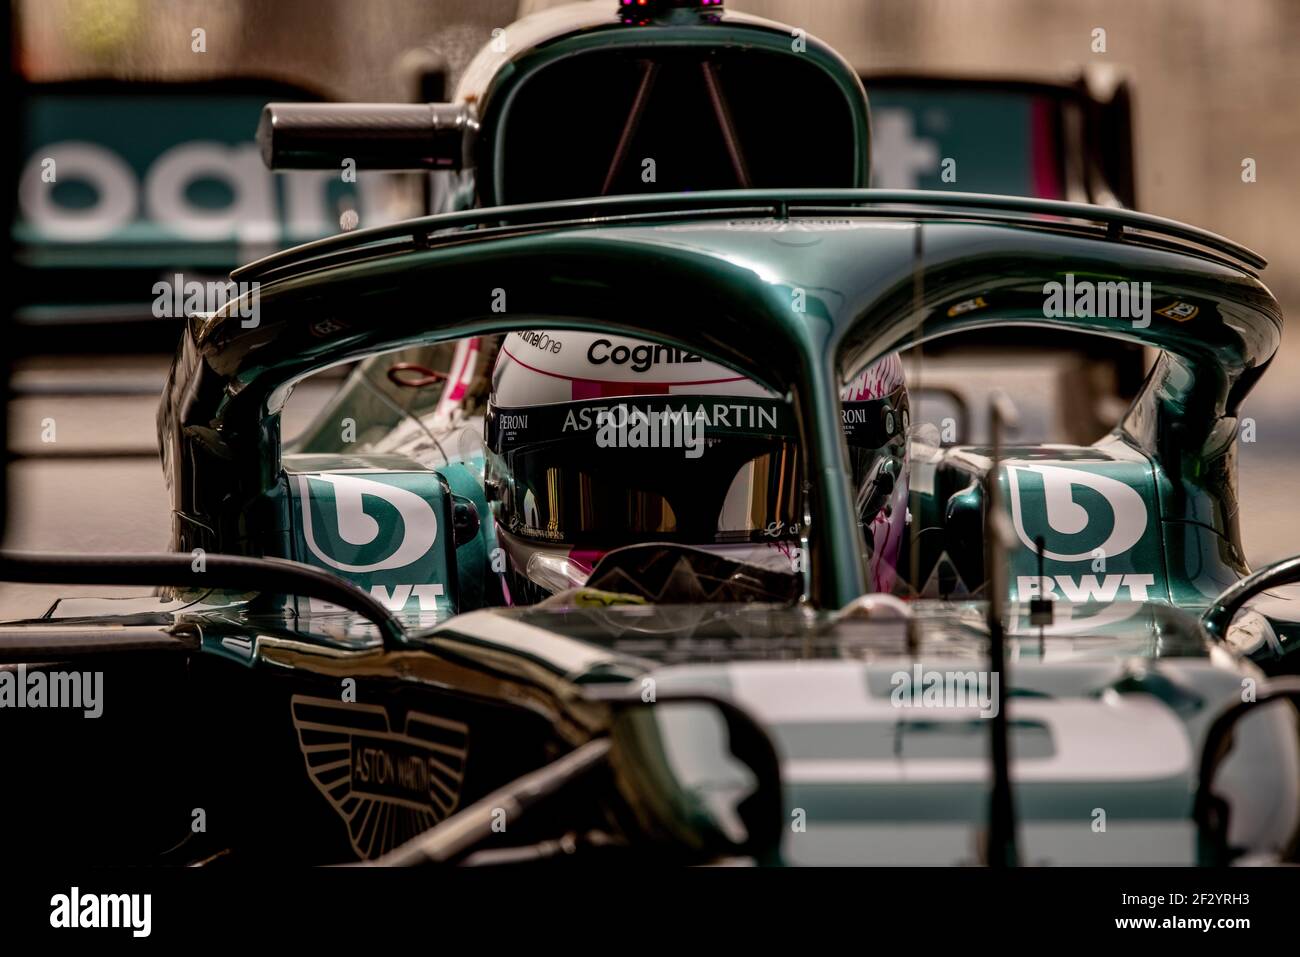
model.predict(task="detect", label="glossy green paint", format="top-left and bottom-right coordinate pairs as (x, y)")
top-left (283, 454), bottom-right (457, 619)
top-left (439, 460), bottom-right (498, 613)
top-left (161, 191), bottom-right (1281, 614)
top-left (993, 441), bottom-right (1169, 604)
top-left (16, 3), bottom-right (1300, 866)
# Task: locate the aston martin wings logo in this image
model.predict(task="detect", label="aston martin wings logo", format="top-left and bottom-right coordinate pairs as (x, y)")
top-left (290, 695), bottom-right (470, 860)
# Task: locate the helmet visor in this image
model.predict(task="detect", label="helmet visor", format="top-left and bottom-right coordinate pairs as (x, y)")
top-left (487, 396), bottom-right (801, 547)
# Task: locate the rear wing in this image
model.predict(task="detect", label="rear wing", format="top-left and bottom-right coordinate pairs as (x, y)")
top-left (861, 69), bottom-right (1136, 207)
top-left (861, 70), bottom-right (1144, 400)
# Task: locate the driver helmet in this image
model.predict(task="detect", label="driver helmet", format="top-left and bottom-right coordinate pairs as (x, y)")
top-left (841, 353), bottom-right (910, 593)
top-left (484, 330), bottom-right (803, 603)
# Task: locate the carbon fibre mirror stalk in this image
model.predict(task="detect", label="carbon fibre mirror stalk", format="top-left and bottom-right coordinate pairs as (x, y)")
top-left (257, 102), bottom-right (476, 171)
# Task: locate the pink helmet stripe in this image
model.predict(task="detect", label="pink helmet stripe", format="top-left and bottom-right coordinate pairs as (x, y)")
top-left (572, 379), bottom-right (673, 400)
top-left (842, 352), bottom-right (905, 401)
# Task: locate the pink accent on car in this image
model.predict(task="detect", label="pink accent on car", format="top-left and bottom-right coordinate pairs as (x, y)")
top-left (1030, 97), bottom-right (1064, 200)
top-left (567, 549), bottom-right (604, 575)
top-left (435, 337), bottom-right (481, 418)
top-left (869, 478), bottom-right (910, 593)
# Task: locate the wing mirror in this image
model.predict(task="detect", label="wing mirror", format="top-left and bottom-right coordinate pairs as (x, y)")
top-left (1193, 676), bottom-right (1300, 865)
top-left (450, 497), bottom-right (480, 548)
top-left (606, 694), bottom-right (784, 864)
top-left (373, 694), bottom-right (783, 866)
top-left (1201, 555), bottom-right (1300, 643)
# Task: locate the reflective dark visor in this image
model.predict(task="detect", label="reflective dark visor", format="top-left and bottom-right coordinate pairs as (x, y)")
top-left (487, 396), bottom-right (801, 547)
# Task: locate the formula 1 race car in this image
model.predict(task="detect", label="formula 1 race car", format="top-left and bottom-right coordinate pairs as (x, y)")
top-left (3, 0), bottom-right (1300, 869)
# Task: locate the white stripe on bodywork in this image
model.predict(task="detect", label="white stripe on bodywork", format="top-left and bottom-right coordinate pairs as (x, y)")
top-left (783, 820), bottom-right (1195, 866)
top-left (707, 661), bottom-right (1192, 783)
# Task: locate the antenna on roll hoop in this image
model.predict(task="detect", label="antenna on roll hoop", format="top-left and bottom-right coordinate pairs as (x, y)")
top-left (984, 391), bottom-right (1020, 867)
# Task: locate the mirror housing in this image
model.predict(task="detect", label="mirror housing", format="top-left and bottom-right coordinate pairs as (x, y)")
top-left (607, 693), bottom-right (784, 864)
top-left (371, 692), bottom-right (782, 867)
top-left (1193, 676), bottom-right (1300, 865)
top-left (1201, 555), bottom-right (1300, 642)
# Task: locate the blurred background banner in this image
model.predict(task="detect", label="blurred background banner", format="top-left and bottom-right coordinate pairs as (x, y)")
top-left (16, 0), bottom-right (1296, 289)
top-left (6, 0), bottom-right (1299, 611)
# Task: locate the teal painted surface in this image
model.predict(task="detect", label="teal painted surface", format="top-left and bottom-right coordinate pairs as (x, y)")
top-left (629, 600), bottom-right (1286, 865)
top-left (284, 456), bottom-right (455, 619)
top-left (18, 589), bottom-right (1296, 864)
top-left (993, 443), bottom-right (1169, 605)
top-left (440, 461), bottom-right (496, 613)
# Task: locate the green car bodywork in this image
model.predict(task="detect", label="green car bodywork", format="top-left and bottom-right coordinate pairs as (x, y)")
top-left (133, 192), bottom-right (1300, 865)
top-left (7, 2), bottom-right (1299, 867)
top-left (162, 189), bottom-right (1282, 636)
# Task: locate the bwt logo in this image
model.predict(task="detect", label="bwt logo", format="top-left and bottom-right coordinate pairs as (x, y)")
top-left (298, 474), bottom-right (446, 614)
top-left (1007, 464), bottom-right (1157, 602)
top-left (1008, 465), bottom-right (1146, 561)
top-left (299, 473), bottom-right (439, 574)
top-left (1018, 573), bottom-right (1156, 602)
